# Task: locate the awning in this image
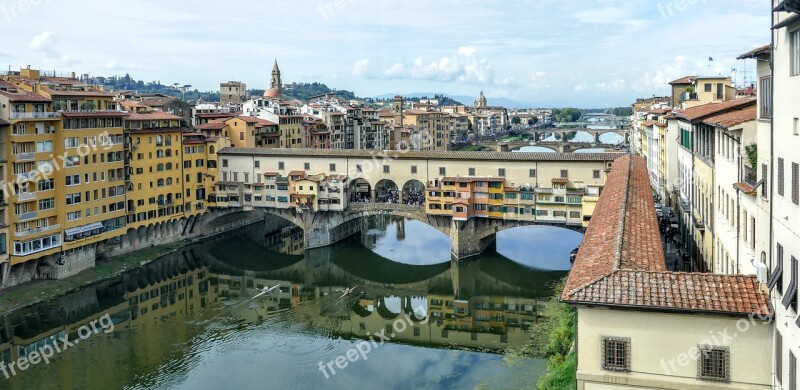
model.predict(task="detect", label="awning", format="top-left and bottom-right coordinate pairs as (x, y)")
top-left (773, 14), bottom-right (799, 30)
top-left (64, 222), bottom-right (104, 236)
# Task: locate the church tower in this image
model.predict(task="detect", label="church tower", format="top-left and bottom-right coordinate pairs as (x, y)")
top-left (271, 59), bottom-right (282, 91)
top-left (475, 90), bottom-right (487, 108)
top-left (392, 95), bottom-right (404, 126)
top-left (263, 59), bottom-right (283, 98)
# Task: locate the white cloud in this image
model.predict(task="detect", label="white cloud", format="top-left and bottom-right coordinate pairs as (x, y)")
top-left (352, 58), bottom-right (370, 77)
top-left (381, 47), bottom-right (494, 85)
top-left (574, 83), bottom-right (586, 92)
top-left (29, 31), bottom-right (77, 66)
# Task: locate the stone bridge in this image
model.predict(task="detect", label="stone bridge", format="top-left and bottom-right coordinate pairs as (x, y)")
top-left (483, 141), bottom-right (621, 153)
top-left (242, 203), bottom-right (583, 260)
top-left (523, 127), bottom-right (630, 144)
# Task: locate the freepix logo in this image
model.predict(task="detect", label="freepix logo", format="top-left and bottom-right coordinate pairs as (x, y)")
top-left (0, 313), bottom-right (115, 380)
top-left (0, 0), bottom-right (50, 21)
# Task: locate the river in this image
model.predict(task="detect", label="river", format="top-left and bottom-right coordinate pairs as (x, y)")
top-left (0, 216), bottom-right (581, 389)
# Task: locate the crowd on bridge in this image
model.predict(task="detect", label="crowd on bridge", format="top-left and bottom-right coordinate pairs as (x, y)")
top-left (350, 192), bottom-right (372, 203)
top-left (403, 190), bottom-right (425, 206)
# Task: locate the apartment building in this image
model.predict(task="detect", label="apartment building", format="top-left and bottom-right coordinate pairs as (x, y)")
top-left (768, 2), bottom-right (800, 388)
top-left (403, 109), bottom-right (451, 151)
top-left (0, 68), bottom-right (128, 282)
top-left (219, 81), bottom-right (247, 105)
top-left (669, 75), bottom-right (737, 110)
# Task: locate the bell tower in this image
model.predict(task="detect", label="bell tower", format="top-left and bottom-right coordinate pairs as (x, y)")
top-left (270, 59), bottom-right (282, 92)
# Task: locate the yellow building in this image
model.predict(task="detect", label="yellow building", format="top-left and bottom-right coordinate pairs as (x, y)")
top-left (124, 110), bottom-right (185, 230)
top-left (403, 109), bottom-right (451, 151)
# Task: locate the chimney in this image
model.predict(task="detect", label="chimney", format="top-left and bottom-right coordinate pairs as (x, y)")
top-left (71, 72), bottom-right (76, 79)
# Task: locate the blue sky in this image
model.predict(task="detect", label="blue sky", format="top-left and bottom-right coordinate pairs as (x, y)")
top-left (0, 0), bottom-right (770, 107)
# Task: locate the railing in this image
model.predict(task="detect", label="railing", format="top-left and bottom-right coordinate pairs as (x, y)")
top-left (15, 224), bottom-right (60, 238)
top-left (15, 152), bottom-right (35, 161)
top-left (744, 165), bottom-right (758, 186)
top-left (16, 172), bottom-right (37, 180)
top-left (18, 211), bottom-right (38, 221)
top-left (157, 200), bottom-right (174, 208)
top-left (17, 192), bottom-right (37, 201)
top-left (10, 112), bottom-right (58, 119)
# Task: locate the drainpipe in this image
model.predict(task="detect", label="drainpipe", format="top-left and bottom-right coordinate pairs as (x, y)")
top-left (735, 137), bottom-right (741, 275)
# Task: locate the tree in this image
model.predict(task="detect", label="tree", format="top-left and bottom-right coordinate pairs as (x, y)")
top-left (511, 116), bottom-right (521, 125)
top-left (553, 108), bottom-right (582, 123)
top-left (528, 117), bottom-right (539, 126)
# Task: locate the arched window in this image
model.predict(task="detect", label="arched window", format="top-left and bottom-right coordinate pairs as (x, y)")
top-left (157, 163), bottom-right (164, 172)
top-left (155, 135), bottom-right (163, 146)
top-left (209, 145), bottom-right (215, 154)
top-left (166, 162), bottom-right (172, 170)
top-left (157, 179), bottom-right (164, 187)
top-left (156, 150), bottom-right (164, 158)
top-left (165, 149), bottom-right (172, 157)
top-left (166, 178), bottom-right (173, 186)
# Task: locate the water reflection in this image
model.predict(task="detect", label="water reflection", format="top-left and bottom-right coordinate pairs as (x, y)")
top-left (513, 146), bottom-right (556, 153)
top-left (538, 130), bottom-right (624, 144)
top-left (0, 218), bottom-right (573, 389)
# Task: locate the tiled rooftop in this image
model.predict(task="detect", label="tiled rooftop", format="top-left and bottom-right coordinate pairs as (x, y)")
top-left (562, 155), bottom-right (771, 316)
top-left (0, 89), bottom-right (52, 102)
top-left (668, 75), bottom-right (696, 85)
top-left (218, 147), bottom-right (624, 162)
top-left (673, 98), bottom-right (756, 122)
top-left (702, 104), bottom-right (757, 128)
top-left (737, 44), bottom-right (771, 59)
top-left (128, 111), bottom-right (182, 121)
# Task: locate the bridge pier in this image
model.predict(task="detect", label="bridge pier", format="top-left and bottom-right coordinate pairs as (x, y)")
top-left (449, 219), bottom-right (497, 260)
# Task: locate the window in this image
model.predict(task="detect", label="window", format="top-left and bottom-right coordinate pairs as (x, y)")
top-left (601, 337), bottom-right (630, 372)
top-left (760, 76), bottom-right (772, 118)
top-left (330, 163), bottom-right (336, 172)
top-left (304, 162), bottom-right (310, 170)
top-left (356, 164), bottom-right (362, 172)
top-left (777, 331), bottom-right (783, 387)
top-left (278, 162), bottom-right (284, 170)
top-left (411, 165), bottom-right (417, 174)
top-left (779, 158), bottom-right (785, 196)
top-left (65, 174), bottom-right (80, 186)
top-left (38, 198), bottom-right (55, 210)
top-left (792, 29), bottom-right (800, 76)
top-left (65, 193), bottom-right (81, 205)
top-left (439, 167), bottom-right (446, 175)
top-left (793, 162), bottom-right (799, 205)
top-left (704, 83), bottom-right (712, 92)
top-left (469, 168), bottom-right (476, 176)
top-left (498, 168), bottom-right (505, 177)
top-left (560, 169), bottom-right (568, 178)
top-left (762, 163), bottom-right (769, 198)
top-left (593, 170), bottom-right (601, 179)
top-left (698, 346), bottom-right (729, 381)
top-left (529, 169), bottom-right (536, 178)
top-left (38, 179), bottom-right (54, 191)
top-left (222, 159), bottom-right (228, 168)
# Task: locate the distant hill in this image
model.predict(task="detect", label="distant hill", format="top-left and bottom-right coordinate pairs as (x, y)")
top-left (373, 93), bottom-right (465, 106)
top-left (91, 74), bottom-right (220, 103)
top-left (251, 82), bottom-right (359, 102)
top-left (375, 92), bottom-right (533, 109)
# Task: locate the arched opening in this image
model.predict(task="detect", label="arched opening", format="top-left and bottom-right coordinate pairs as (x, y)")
top-left (349, 178), bottom-right (371, 203)
top-left (209, 145), bottom-right (215, 154)
top-left (374, 179), bottom-right (399, 204)
top-left (166, 162), bottom-right (173, 171)
top-left (166, 178), bottom-right (173, 186)
top-left (157, 163), bottom-right (164, 172)
top-left (401, 179), bottom-right (426, 206)
top-left (165, 149), bottom-right (172, 157)
top-left (156, 150), bottom-right (164, 158)
top-left (157, 179), bottom-right (165, 187)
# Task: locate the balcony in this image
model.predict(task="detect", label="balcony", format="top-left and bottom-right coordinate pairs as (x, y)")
top-left (18, 211), bottom-right (37, 221)
top-left (157, 200), bottom-right (174, 208)
top-left (16, 172), bottom-right (37, 180)
top-left (10, 111), bottom-right (58, 120)
top-left (15, 152), bottom-right (35, 161)
top-left (680, 92), bottom-right (698, 102)
top-left (17, 192), bottom-right (36, 201)
top-left (15, 224), bottom-right (61, 238)
top-left (744, 165), bottom-right (758, 187)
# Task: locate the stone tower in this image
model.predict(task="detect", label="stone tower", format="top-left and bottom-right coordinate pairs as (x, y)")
top-left (392, 95), bottom-right (404, 126)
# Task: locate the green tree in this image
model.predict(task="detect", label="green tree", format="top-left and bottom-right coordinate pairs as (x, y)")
top-left (512, 116), bottom-right (522, 125)
top-left (528, 117), bottom-right (539, 126)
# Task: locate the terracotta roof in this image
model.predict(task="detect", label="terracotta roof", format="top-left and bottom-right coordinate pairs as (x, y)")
top-left (673, 98), bottom-right (756, 122)
top-left (118, 100), bottom-right (148, 109)
top-left (648, 108), bottom-right (672, 115)
top-left (288, 170), bottom-right (306, 177)
top-left (668, 75), bottom-right (696, 85)
top-left (442, 176), bottom-right (505, 183)
top-left (733, 181), bottom-right (758, 195)
top-left (641, 120), bottom-right (658, 127)
top-left (552, 178), bottom-right (570, 184)
top-left (195, 122), bottom-right (227, 130)
top-left (562, 155), bottom-right (771, 317)
top-left (48, 89), bottom-right (115, 98)
top-left (326, 174), bottom-right (348, 180)
top-left (141, 96), bottom-right (181, 107)
top-left (218, 148), bottom-right (624, 163)
top-left (0, 90), bottom-right (51, 102)
top-left (235, 116), bottom-right (277, 127)
top-left (737, 44), bottom-right (771, 59)
top-left (197, 112), bottom-right (240, 118)
top-left (60, 110), bottom-right (129, 118)
top-left (702, 105), bottom-right (756, 128)
top-left (128, 111), bottom-right (182, 121)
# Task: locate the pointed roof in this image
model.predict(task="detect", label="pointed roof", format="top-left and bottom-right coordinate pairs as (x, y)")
top-left (272, 59), bottom-right (280, 73)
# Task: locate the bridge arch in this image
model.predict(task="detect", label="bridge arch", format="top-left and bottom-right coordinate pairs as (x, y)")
top-left (375, 179), bottom-right (399, 204)
top-left (401, 180), bottom-right (425, 206)
top-left (350, 178), bottom-right (371, 202)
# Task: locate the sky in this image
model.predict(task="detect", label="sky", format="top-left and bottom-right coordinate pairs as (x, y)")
top-left (0, 0), bottom-right (770, 107)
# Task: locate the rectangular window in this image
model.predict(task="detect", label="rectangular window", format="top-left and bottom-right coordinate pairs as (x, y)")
top-left (469, 168), bottom-right (475, 176)
top-left (793, 162), bottom-right (799, 205)
top-left (762, 163), bottom-right (769, 198)
top-left (792, 29), bottom-right (800, 76)
top-left (304, 162), bottom-right (310, 170)
top-left (593, 170), bottom-right (601, 179)
top-left (601, 337), bottom-right (630, 372)
top-left (383, 165), bottom-right (390, 173)
top-left (560, 169), bottom-right (568, 178)
top-left (498, 168), bottom-right (505, 177)
top-left (697, 346), bottom-right (730, 382)
top-left (411, 165), bottom-right (417, 174)
top-left (779, 158), bottom-right (785, 196)
top-left (278, 162), bottom-right (284, 170)
top-left (222, 159), bottom-right (228, 168)
top-left (760, 76), bottom-right (772, 118)
top-left (777, 331), bottom-right (783, 386)
top-left (254, 160), bottom-right (260, 169)
top-left (439, 167), bottom-right (446, 175)
top-left (529, 169), bottom-right (536, 178)
top-left (330, 163), bottom-right (336, 172)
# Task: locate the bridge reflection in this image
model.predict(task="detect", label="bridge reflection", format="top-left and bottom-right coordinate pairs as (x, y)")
top-left (0, 223), bottom-right (566, 387)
